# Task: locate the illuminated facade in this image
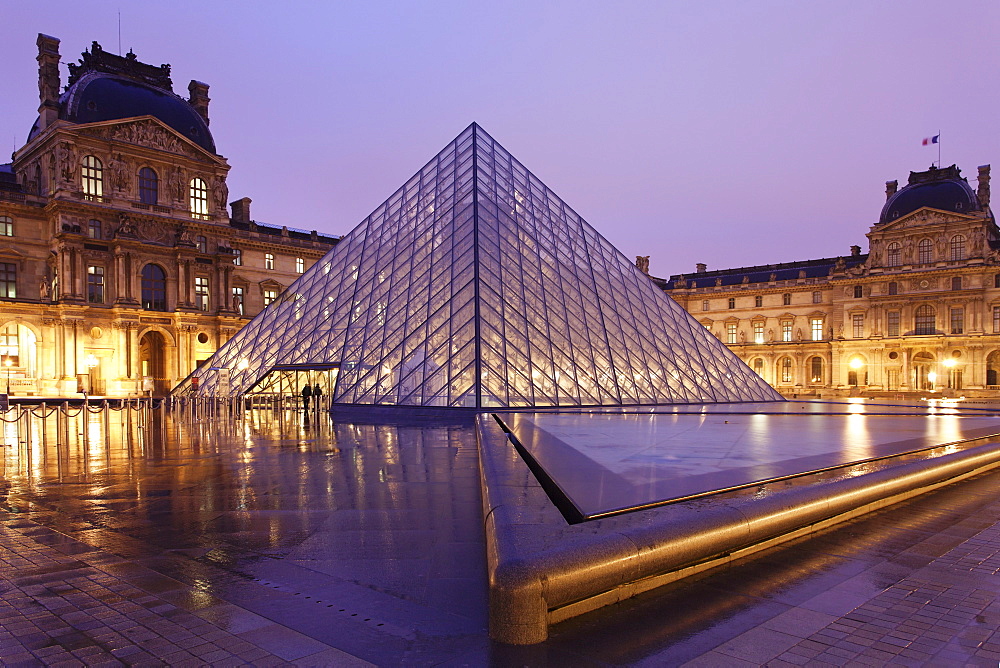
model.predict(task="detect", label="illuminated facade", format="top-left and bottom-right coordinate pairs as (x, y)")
top-left (181, 124), bottom-right (780, 408)
top-left (663, 163), bottom-right (1000, 398)
top-left (0, 36), bottom-right (337, 396)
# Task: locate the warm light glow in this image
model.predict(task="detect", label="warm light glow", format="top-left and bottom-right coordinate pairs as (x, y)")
top-left (236, 358), bottom-right (249, 371)
top-left (927, 371), bottom-right (937, 383)
top-left (849, 358), bottom-right (864, 369)
top-left (85, 354), bottom-right (98, 369)
top-left (942, 357), bottom-right (957, 368)
top-left (3, 358), bottom-right (10, 368)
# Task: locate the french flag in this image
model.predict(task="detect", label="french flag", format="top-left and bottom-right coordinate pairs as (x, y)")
top-left (922, 135), bottom-right (940, 145)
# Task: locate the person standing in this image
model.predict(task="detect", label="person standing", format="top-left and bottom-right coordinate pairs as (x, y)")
top-left (312, 384), bottom-right (322, 410)
top-left (301, 384), bottom-right (312, 410)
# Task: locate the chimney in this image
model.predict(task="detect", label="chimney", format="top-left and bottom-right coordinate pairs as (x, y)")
top-left (696, 263), bottom-right (707, 273)
top-left (188, 80), bottom-right (210, 124)
top-left (230, 197), bottom-right (251, 223)
top-left (978, 164), bottom-right (991, 209)
top-left (850, 245), bottom-right (861, 257)
top-left (36, 34), bottom-right (61, 131)
top-left (885, 180), bottom-right (897, 200)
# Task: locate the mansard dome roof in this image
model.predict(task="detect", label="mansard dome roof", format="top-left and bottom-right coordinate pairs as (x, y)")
top-left (879, 164), bottom-right (980, 224)
top-left (28, 41), bottom-right (215, 154)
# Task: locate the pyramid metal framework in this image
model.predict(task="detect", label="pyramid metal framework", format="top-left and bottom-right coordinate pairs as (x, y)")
top-left (179, 124), bottom-right (782, 408)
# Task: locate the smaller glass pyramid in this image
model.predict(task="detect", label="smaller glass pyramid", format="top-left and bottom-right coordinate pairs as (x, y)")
top-left (178, 124), bottom-right (782, 408)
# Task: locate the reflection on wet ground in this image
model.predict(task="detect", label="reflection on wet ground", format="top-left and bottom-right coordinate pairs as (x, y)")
top-left (2, 404), bottom-right (1000, 665)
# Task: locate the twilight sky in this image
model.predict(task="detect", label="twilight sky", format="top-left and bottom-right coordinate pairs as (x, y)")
top-left (3, 1), bottom-right (998, 277)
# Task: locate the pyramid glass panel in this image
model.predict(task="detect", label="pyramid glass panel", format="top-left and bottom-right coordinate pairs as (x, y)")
top-left (177, 124), bottom-right (782, 408)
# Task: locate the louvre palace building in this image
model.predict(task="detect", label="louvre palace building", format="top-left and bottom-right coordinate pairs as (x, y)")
top-left (662, 162), bottom-right (1000, 399)
top-left (0, 35), bottom-right (337, 396)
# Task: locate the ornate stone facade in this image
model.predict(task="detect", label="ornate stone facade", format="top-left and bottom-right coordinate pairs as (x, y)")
top-left (0, 35), bottom-right (338, 396)
top-left (662, 164), bottom-right (1000, 399)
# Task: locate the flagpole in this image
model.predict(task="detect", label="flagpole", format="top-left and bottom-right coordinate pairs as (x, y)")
top-left (938, 130), bottom-right (941, 167)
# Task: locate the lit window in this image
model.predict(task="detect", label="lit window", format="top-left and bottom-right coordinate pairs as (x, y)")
top-left (0, 263), bottom-right (15, 298)
top-left (88, 219), bottom-right (102, 239)
top-left (914, 305), bottom-right (935, 335)
top-left (809, 356), bottom-right (823, 384)
top-left (232, 248), bottom-right (242, 266)
top-left (812, 291), bottom-right (822, 304)
top-left (195, 276), bottom-right (210, 311)
top-left (0, 216), bottom-right (12, 237)
top-left (852, 313), bottom-right (864, 338)
top-left (265, 253), bottom-right (275, 270)
top-left (994, 306), bottom-right (1000, 334)
top-left (754, 295), bottom-right (762, 308)
top-left (189, 178), bottom-right (209, 219)
top-left (726, 322), bottom-right (737, 344)
top-left (197, 236), bottom-right (208, 254)
top-left (887, 311), bottom-right (900, 337)
top-left (951, 276), bottom-right (962, 291)
top-left (141, 264), bottom-right (167, 311)
top-left (87, 265), bottom-right (104, 303)
top-left (853, 285), bottom-right (863, 299)
top-left (888, 281), bottom-right (898, 296)
top-left (701, 300), bottom-right (709, 311)
top-left (918, 238), bottom-right (933, 264)
top-left (950, 235), bottom-right (966, 261)
top-left (811, 318), bottom-right (824, 341)
top-left (296, 257), bottom-right (304, 273)
top-left (781, 320), bottom-right (792, 342)
top-left (263, 289), bottom-right (277, 306)
top-left (138, 167), bottom-right (158, 205)
top-left (753, 358), bottom-right (764, 376)
top-left (81, 155), bottom-right (103, 199)
top-left (727, 297), bottom-right (735, 309)
top-left (950, 307), bottom-right (964, 334)
top-left (780, 357), bottom-right (793, 383)
top-left (232, 286), bottom-right (244, 315)
top-left (753, 322), bottom-right (764, 344)
top-left (0, 325), bottom-right (19, 366)
top-left (886, 242), bottom-right (901, 267)
top-left (782, 293), bottom-right (791, 306)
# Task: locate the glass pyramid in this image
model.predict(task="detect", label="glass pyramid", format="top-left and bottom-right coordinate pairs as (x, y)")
top-left (179, 124), bottom-right (782, 408)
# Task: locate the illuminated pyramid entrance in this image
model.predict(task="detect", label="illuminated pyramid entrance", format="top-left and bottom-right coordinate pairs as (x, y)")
top-left (181, 124), bottom-right (781, 408)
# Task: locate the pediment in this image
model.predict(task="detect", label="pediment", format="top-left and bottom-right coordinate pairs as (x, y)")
top-left (876, 207), bottom-right (978, 233)
top-left (70, 116), bottom-right (225, 165)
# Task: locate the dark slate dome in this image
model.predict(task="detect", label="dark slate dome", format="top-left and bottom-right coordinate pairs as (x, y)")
top-left (879, 164), bottom-right (980, 224)
top-left (27, 41), bottom-right (216, 154)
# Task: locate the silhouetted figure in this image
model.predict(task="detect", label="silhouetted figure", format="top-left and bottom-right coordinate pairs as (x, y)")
top-left (301, 384), bottom-right (312, 410)
top-left (312, 384), bottom-right (322, 409)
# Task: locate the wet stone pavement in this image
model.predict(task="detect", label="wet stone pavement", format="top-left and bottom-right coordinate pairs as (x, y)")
top-left (1, 406), bottom-right (1000, 665)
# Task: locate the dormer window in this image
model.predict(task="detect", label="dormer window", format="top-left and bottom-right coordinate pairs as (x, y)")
top-left (189, 177), bottom-right (209, 219)
top-left (81, 155), bottom-right (103, 199)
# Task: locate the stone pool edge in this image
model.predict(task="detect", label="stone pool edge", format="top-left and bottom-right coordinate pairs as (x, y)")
top-left (476, 413), bottom-right (1000, 645)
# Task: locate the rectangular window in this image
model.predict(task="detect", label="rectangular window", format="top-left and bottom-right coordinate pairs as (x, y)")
top-left (994, 306), bottom-right (1000, 334)
top-left (753, 322), bottom-right (764, 344)
top-left (232, 248), bottom-right (242, 266)
top-left (295, 257), bottom-right (304, 273)
top-left (812, 291), bottom-right (822, 304)
top-left (197, 236), bottom-right (208, 253)
top-left (232, 286), bottom-right (244, 315)
top-left (754, 295), bottom-right (762, 308)
top-left (726, 322), bottom-right (737, 344)
top-left (0, 263), bottom-right (15, 298)
top-left (950, 307), bottom-right (964, 334)
top-left (0, 328), bottom-right (19, 366)
top-left (781, 321), bottom-right (792, 342)
top-left (727, 297), bottom-right (735, 309)
top-left (888, 311), bottom-right (900, 337)
top-left (0, 216), bottom-right (12, 237)
top-left (701, 300), bottom-right (709, 311)
top-left (195, 276), bottom-right (210, 312)
top-left (852, 313), bottom-right (864, 338)
top-left (87, 265), bottom-right (104, 303)
top-left (265, 253), bottom-right (275, 270)
top-left (88, 219), bottom-right (102, 239)
top-left (811, 318), bottom-right (824, 341)
top-left (263, 289), bottom-right (277, 306)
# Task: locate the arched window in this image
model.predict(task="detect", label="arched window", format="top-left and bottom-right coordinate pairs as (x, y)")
top-left (886, 242), bottom-right (901, 267)
top-left (888, 281), bottom-right (898, 296)
top-left (950, 235), bottom-right (966, 261)
top-left (779, 357), bottom-right (793, 384)
top-left (914, 304), bottom-right (936, 335)
top-left (752, 358), bottom-right (765, 377)
top-left (81, 155), bottom-right (103, 198)
top-left (189, 177), bottom-right (209, 219)
top-left (809, 356), bottom-right (823, 384)
top-left (141, 264), bottom-right (167, 311)
top-left (918, 238), bottom-right (933, 264)
top-left (138, 167), bottom-right (158, 205)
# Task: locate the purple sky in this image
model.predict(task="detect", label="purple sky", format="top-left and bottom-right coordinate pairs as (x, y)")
top-left (3, 1), bottom-right (998, 277)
